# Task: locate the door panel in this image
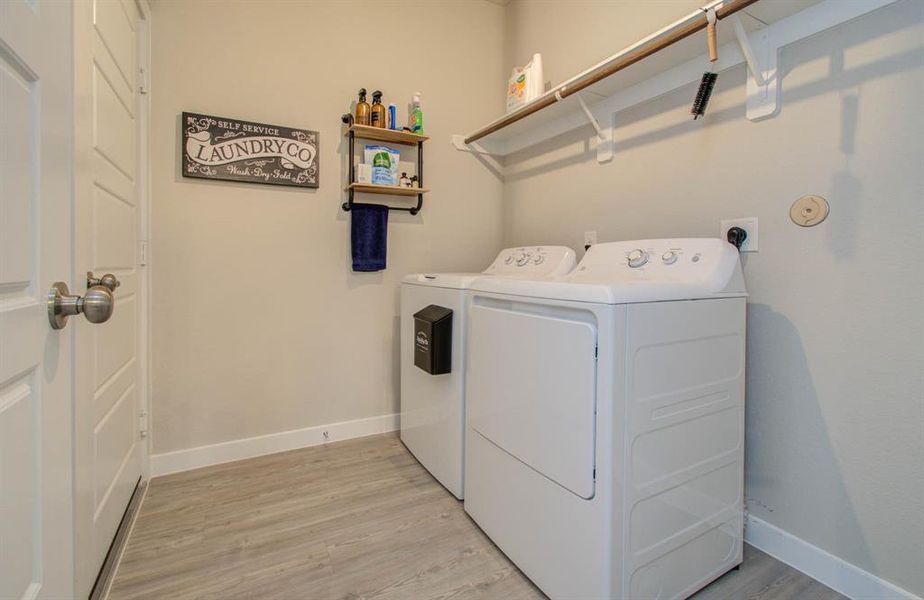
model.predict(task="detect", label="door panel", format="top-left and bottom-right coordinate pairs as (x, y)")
top-left (399, 284), bottom-right (467, 499)
top-left (95, 295), bottom-right (137, 386)
top-left (94, 357), bottom-right (136, 424)
top-left (94, 186), bottom-right (136, 269)
top-left (74, 0), bottom-right (146, 594)
top-left (468, 302), bottom-right (598, 499)
top-left (93, 63), bottom-right (135, 175)
top-left (94, 0), bottom-right (136, 88)
top-left (93, 385), bottom-right (137, 512)
top-left (0, 1), bottom-right (75, 597)
top-left (0, 381), bottom-right (38, 596)
top-left (0, 55), bottom-right (34, 285)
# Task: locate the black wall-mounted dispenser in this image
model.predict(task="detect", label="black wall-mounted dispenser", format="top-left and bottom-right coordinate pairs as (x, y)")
top-left (413, 305), bottom-right (452, 375)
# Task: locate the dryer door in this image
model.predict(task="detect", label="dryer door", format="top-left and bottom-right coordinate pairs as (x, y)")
top-left (468, 299), bottom-right (597, 499)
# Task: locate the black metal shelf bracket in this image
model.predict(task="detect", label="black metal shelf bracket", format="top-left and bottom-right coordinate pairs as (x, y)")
top-left (341, 113), bottom-right (424, 215)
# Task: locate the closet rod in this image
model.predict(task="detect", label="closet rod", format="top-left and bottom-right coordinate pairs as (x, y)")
top-left (464, 0), bottom-right (760, 145)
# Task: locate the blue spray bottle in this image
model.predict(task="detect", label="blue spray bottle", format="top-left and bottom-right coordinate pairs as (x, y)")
top-left (388, 103), bottom-right (397, 130)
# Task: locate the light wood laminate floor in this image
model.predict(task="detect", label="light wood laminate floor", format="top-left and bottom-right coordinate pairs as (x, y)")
top-left (109, 433), bottom-right (844, 600)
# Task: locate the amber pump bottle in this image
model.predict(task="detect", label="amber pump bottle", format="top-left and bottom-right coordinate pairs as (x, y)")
top-left (370, 90), bottom-right (386, 128)
top-left (355, 88), bottom-right (371, 126)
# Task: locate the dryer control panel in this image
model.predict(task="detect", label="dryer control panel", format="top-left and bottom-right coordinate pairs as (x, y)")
top-left (570, 238), bottom-right (741, 292)
top-left (483, 246), bottom-right (576, 277)
top-left (469, 239), bottom-right (745, 303)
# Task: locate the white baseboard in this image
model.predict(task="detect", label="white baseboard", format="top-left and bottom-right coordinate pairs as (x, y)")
top-left (745, 515), bottom-right (921, 600)
top-left (150, 413), bottom-right (399, 477)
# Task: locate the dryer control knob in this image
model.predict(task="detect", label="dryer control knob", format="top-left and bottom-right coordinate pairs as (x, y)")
top-left (662, 250), bottom-right (678, 265)
top-left (627, 249), bottom-right (649, 268)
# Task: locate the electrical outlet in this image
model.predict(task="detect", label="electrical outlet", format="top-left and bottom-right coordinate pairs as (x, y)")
top-left (584, 231), bottom-right (597, 248)
top-left (720, 218), bottom-right (759, 252)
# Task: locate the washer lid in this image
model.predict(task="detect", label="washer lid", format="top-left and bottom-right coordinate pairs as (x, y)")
top-left (481, 246), bottom-right (576, 277)
top-left (402, 245), bottom-right (577, 290)
top-left (469, 238), bottom-right (747, 303)
top-left (402, 272), bottom-right (484, 289)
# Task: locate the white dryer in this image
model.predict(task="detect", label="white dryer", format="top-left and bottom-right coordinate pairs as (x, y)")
top-left (464, 239), bottom-right (747, 600)
top-left (400, 246), bottom-right (576, 499)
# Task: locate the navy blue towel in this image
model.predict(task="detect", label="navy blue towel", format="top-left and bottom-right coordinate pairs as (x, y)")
top-left (351, 203), bottom-right (389, 272)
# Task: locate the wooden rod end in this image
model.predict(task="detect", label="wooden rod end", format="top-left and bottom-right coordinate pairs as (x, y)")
top-left (707, 22), bottom-right (718, 62)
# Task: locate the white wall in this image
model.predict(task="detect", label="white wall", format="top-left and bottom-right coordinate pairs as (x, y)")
top-left (149, 0), bottom-right (505, 454)
top-left (501, 0), bottom-right (924, 595)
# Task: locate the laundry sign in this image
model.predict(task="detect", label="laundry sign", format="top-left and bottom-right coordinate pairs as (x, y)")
top-left (182, 112), bottom-right (319, 188)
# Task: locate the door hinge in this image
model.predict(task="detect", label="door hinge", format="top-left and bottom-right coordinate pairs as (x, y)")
top-left (139, 410), bottom-right (149, 438)
top-left (138, 239), bottom-right (149, 266)
top-left (138, 67), bottom-right (149, 95)
top-left (594, 345), bottom-right (598, 361)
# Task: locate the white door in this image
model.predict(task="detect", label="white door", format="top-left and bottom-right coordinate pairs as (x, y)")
top-left (0, 1), bottom-right (76, 598)
top-left (467, 302), bottom-right (598, 499)
top-left (73, 0), bottom-right (148, 594)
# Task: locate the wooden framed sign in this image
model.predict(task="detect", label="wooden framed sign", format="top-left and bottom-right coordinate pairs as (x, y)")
top-left (182, 112), bottom-right (319, 188)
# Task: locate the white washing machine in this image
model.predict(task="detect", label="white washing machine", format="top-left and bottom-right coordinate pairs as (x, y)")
top-left (464, 239), bottom-right (747, 600)
top-left (400, 246), bottom-right (576, 499)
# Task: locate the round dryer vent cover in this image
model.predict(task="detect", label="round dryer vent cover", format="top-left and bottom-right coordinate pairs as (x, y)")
top-left (790, 195), bottom-right (829, 227)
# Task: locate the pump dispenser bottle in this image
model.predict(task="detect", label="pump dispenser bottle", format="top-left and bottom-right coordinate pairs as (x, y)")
top-left (370, 90), bottom-right (386, 128)
top-left (355, 88), bottom-right (371, 125)
top-left (408, 91), bottom-right (424, 135)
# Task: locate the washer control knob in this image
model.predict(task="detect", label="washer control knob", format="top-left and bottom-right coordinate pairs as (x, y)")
top-left (515, 253), bottom-right (529, 266)
top-left (662, 250), bottom-right (678, 265)
top-left (533, 254), bottom-right (545, 265)
top-left (627, 249), bottom-right (649, 268)
top-left (504, 254), bottom-right (513, 265)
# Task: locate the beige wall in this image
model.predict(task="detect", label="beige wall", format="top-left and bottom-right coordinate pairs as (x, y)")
top-left (502, 0), bottom-right (924, 594)
top-left (150, 0), bottom-right (505, 453)
top-left (151, 0), bottom-right (923, 592)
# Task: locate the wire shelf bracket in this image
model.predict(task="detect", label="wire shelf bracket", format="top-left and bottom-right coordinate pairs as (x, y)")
top-left (575, 93), bottom-right (614, 163)
top-left (452, 92), bottom-right (614, 163)
top-left (732, 13), bottom-right (779, 121)
top-left (450, 135), bottom-right (505, 156)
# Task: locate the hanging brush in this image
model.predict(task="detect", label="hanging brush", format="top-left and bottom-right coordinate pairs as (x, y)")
top-left (692, 72), bottom-right (718, 120)
top-left (691, 7), bottom-right (719, 120)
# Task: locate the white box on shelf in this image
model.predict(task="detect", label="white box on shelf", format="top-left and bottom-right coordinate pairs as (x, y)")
top-left (356, 163), bottom-right (372, 184)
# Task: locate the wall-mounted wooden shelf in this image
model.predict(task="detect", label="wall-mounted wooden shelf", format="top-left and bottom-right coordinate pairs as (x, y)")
top-left (451, 0), bottom-right (895, 162)
top-left (347, 124), bottom-right (429, 146)
top-left (341, 114), bottom-right (427, 214)
top-left (346, 183), bottom-right (430, 196)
